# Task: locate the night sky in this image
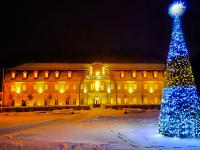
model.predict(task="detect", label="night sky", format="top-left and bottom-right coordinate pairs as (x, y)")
top-left (1, 0), bottom-right (200, 92)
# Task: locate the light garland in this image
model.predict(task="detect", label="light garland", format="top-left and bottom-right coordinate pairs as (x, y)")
top-left (159, 1), bottom-right (200, 138)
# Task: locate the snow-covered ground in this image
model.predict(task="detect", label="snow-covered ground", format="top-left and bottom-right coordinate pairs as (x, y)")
top-left (0, 109), bottom-right (200, 150)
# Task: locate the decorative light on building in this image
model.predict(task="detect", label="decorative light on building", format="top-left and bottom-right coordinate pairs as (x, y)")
top-left (153, 71), bottom-right (158, 79)
top-left (107, 86), bottom-right (111, 93)
top-left (129, 87), bottom-right (133, 93)
top-left (15, 82), bottom-right (22, 94)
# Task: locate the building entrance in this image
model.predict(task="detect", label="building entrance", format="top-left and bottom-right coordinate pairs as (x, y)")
top-left (93, 97), bottom-right (101, 107)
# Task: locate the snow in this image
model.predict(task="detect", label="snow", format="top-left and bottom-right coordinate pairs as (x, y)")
top-left (0, 109), bottom-right (200, 149)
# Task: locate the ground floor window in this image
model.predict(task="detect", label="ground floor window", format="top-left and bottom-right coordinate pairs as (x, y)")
top-left (55, 99), bottom-right (58, 105)
top-left (66, 99), bottom-right (70, 105)
top-left (11, 100), bottom-right (15, 106)
top-left (72, 99), bottom-right (76, 105)
top-left (22, 100), bottom-right (27, 106)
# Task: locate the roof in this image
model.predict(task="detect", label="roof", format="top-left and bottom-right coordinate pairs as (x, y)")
top-left (8, 63), bottom-right (166, 71)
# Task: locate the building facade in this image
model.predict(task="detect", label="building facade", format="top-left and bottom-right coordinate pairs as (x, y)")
top-left (2, 62), bottom-right (165, 107)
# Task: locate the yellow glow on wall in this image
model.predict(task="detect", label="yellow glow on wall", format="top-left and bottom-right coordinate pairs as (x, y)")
top-left (37, 82), bottom-right (45, 93)
top-left (95, 81), bottom-right (100, 91)
top-left (149, 85), bottom-right (154, 93)
top-left (129, 87), bottom-right (133, 93)
top-left (84, 87), bottom-right (87, 93)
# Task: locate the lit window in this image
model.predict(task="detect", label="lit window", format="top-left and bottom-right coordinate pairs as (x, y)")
top-left (117, 98), bottom-right (121, 104)
top-left (91, 83), bottom-right (95, 90)
top-left (34, 84), bottom-right (37, 90)
top-left (132, 71), bottom-right (137, 78)
top-left (45, 84), bottom-right (48, 90)
top-left (102, 67), bottom-right (105, 75)
top-left (68, 71), bottom-right (72, 78)
top-left (55, 71), bottom-right (59, 78)
top-left (149, 84), bottom-right (154, 93)
top-left (111, 84), bottom-right (114, 90)
top-left (73, 84), bottom-right (76, 90)
top-left (144, 98), bottom-right (147, 104)
top-left (111, 98), bottom-right (114, 104)
top-left (133, 98), bottom-right (137, 103)
top-left (155, 84), bottom-right (158, 90)
top-left (33, 71), bottom-right (38, 79)
top-left (143, 71), bottom-right (147, 78)
top-left (15, 82), bottom-right (22, 94)
top-left (66, 84), bottom-right (69, 90)
top-left (55, 84), bottom-right (58, 90)
top-left (124, 98), bottom-right (128, 104)
top-left (124, 84), bottom-right (127, 90)
top-left (80, 84), bottom-right (83, 90)
top-left (117, 84), bottom-right (121, 90)
top-left (153, 71), bottom-right (158, 78)
top-left (133, 84), bottom-right (137, 90)
top-left (23, 71), bottom-right (27, 79)
top-left (11, 84), bottom-right (15, 92)
top-left (22, 84), bottom-right (26, 91)
top-left (96, 71), bottom-right (100, 76)
top-left (144, 84), bottom-right (148, 90)
top-left (95, 81), bottom-right (100, 91)
top-left (11, 71), bottom-right (16, 79)
top-left (120, 71), bottom-right (125, 78)
top-left (44, 71), bottom-right (49, 78)
top-left (101, 84), bottom-right (104, 90)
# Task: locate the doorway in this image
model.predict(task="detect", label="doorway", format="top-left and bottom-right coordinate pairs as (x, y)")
top-left (93, 97), bottom-right (101, 107)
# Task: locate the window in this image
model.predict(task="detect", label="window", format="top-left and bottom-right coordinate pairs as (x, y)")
top-left (23, 71), bottom-right (27, 79)
top-left (133, 98), bottom-right (137, 104)
top-left (101, 84), bottom-right (104, 90)
top-left (117, 84), bottom-right (121, 90)
top-left (143, 71), bottom-right (147, 78)
top-left (45, 84), bottom-right (48, 90)
top-left (144, 84), bottom-right (148, 90)
top-left (73, 84), bottom-right (76, 90)
top-left (153, 71), bottom-right (158, 78)
top-left (124, 84), bottom-right (127, 90)
top-left (66, 99), bottom-right (70, 105)
top-left (55, 99), bottom-right (58, 105)
top-left (66, 84), bottom-right (69, 90)
top-left (68, 71), bottom-right (72, 78)
top-left (120, 71), bottom-right (125, 78)
top-left (33, 71), bottom-right (38, 79)
top-left (11, 71), bottom-right (16, 79)
top-left (22, 84), bottom-right (26, 91)
top-left (55, 71), bottom-right (59, 78)
top-left (132, 71), bottom-right (137, 78)
top-left (34, 84), bottom-right (37, 90)
top-left (55, 84), bottom-right (58, 90)
top-left (11, 84), bottom-right (15, 92)
top-left (117, 98), bottom-right (121, 104)
top-left (133, 84), bottom-right (137, 90)
top-left (73, 99), bottom-right (76, 105)
top-left (111, 84), bottom-right (114, 90)
top-left (80, 84), bottom-right (84, 90)
top-left (91, 83), bottom-right (95, 90)
top-left (44, 71), bottom-right (49, 78)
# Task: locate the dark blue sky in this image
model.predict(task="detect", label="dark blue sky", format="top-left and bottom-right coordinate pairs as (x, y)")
top-left (1, 0), bottom-right (200, 90)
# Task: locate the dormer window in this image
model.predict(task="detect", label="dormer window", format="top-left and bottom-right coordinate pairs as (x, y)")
top-left (143, 71), bottom-right (148, 78)
top-left (120, 71), bottom-right (125, 78)
top-left (67, 71), bottom-right (72, 78)
top-left (55, 71), bottom-right (59, 79)
top-left (11, 71), bottom-right (16, 79)
top-left (33, 71), bottom-right (38, 79)
top-left (153, 71), bottom-right (158, 79)
top-left (132, 71), bottom-right (137, 78)
top-left (23, 71), bottom-right (27, 79)
top-left (44, 71), bottom-right (49, 79)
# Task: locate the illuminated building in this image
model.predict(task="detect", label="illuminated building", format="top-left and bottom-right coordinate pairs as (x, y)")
top-left (2, 62), bottom-right (165, 107)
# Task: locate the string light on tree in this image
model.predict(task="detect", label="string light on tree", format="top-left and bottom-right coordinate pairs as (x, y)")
top-left (159, 1), bottom-right (200, 138)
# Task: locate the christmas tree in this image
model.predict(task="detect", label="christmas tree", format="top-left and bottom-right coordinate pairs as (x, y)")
top-left (159, 1), bottom-right (200, 138)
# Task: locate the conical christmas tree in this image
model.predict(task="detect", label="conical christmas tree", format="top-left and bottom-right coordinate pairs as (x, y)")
top-left (159, 1), bottom-right (200, 138)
